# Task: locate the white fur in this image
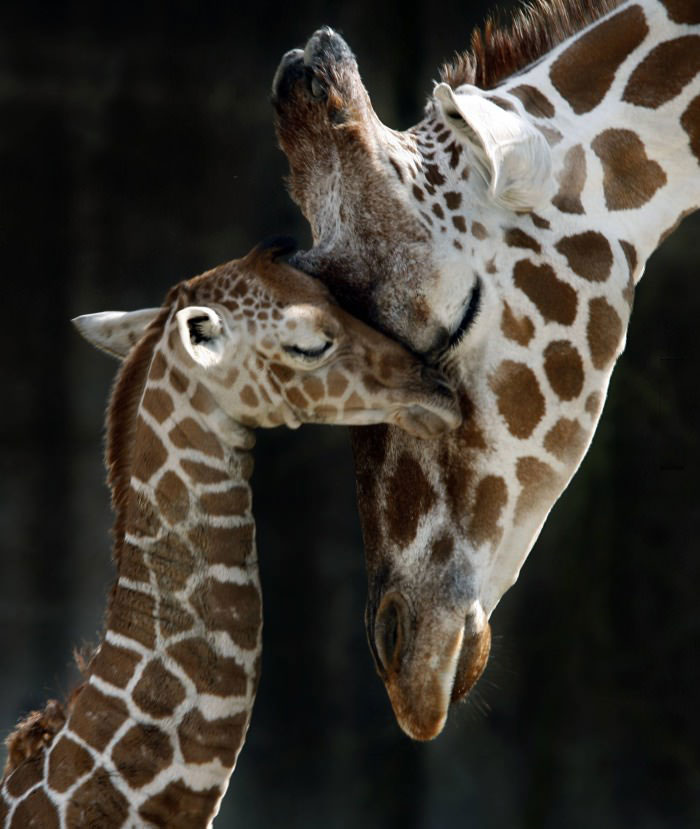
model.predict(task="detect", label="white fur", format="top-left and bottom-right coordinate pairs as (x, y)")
top-left (434, 82), bottom-right (553, 211)
top-left (72, 308), bottom-right (160, 359)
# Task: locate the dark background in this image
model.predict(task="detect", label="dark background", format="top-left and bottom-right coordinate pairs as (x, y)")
top-left (1, 2), bottom-right (698, 827)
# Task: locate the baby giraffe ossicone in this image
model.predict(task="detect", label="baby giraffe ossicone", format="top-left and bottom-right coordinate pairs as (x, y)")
top-left (0, 238), bottom-right (460, 828)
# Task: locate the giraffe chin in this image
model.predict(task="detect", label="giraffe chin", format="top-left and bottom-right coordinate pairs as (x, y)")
top-left (375, 596), bottom-right (492, 741)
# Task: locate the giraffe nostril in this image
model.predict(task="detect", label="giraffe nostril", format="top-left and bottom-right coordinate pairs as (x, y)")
top-left (374, 592), bottom-right (410, 673)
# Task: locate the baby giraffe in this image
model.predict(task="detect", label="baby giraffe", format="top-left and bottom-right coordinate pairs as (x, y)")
top-left (0, 239), bottom-right (460, 828)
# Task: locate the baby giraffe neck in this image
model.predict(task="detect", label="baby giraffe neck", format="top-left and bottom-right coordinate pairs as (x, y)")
top-left (0, 341), bottom-right (262, 828)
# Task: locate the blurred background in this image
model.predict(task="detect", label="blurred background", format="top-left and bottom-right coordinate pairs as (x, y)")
top-left (0, 1), bottom-right (698, 826)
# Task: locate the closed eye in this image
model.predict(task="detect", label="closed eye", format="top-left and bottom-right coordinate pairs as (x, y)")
top-left (446, 276), bottom-right (482, 351)
top-left (283, 341), bottom-right (333, 359)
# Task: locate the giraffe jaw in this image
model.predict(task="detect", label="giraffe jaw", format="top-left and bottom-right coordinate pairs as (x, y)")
top-left (371, 594), bottom-right (491, 741)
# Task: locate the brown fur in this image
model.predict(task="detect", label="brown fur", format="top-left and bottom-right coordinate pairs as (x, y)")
top-left (3, 701), bottom-right (66, 777)
top-left (440, 0), bottom-right (622, 91)
top-left (107, 293), bottom-right (177, 567)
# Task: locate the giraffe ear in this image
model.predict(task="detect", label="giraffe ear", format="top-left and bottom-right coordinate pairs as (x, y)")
top-left (72, 308), bottom-right (161, 360)
top-left (434, 82), bottom-right (552, 211)
top-left (176, 305), bottom-right (230, 368)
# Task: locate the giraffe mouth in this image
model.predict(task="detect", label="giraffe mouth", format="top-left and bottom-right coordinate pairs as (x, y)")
top-left (272, 28), bottom-right (357, 117)
top-left (449, 622), bottom-right (492, 704)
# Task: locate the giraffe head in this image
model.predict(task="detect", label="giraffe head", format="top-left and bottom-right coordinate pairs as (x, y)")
top-left (273, 15), bottom-right (644, 740)
top-left (74, 239), bottom-right (461, 442)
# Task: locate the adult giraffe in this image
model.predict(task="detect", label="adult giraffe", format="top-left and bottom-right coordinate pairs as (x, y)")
top-left (273, 0), bottom-right (700, 740)
top-left (0, 241), bottom-right (458, 827)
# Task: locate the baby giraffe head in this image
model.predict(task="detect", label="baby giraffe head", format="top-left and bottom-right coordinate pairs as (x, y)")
top-left (74, 238), bottom-right (461, 444)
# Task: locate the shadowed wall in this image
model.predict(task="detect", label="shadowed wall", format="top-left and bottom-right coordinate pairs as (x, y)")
top-left (0, 2), bottom-right (698, 827)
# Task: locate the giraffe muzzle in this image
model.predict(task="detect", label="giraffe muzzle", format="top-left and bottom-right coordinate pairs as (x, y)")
top-left (371, 595), bottom-right (491, 740)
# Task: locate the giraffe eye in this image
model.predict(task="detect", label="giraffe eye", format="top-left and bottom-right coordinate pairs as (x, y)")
top-left (283, 340), bottom-right (333, 360)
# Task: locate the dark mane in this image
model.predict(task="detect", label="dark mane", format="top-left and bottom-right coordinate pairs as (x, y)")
top-left (106, 289), bottom-right (179, 563)
top-left (440, 0), bottom-right (623, 90)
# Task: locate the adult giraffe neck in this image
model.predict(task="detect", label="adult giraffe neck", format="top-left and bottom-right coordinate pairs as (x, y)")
top-left (494, 0), bottom-right (700, 265)
top-left (1, 314), bottom-right (263, 828)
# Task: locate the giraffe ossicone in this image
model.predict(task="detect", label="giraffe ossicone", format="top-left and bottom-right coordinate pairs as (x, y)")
top-left (273, 0), bottom-right (699, 740)
top-left (0, 241), bottom-right (460, 827)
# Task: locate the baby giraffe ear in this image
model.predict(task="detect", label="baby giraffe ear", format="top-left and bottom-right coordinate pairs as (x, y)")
top-left (72, 308), bottom-right (161, 359)
top-left (434, 82), bottom-right (552, 211)
top-left (176, 306), bottom-right (229, 368)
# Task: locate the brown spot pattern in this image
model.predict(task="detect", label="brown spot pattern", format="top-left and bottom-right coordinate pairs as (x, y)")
top-left (302, 376), bottom-right (324, 401)
top-left (112, 723), bottom-right (173, 788)
top-left (662, 0), bottom-right (700, 24)
top-left (591, 129), bottom-right (667, 210)
top-left (119, 540), bottom-right (150, 584)
top-left (168, 637), bottom-right (248, 696)
top-left (67, 768), bottom-right (130, 828)
top-left (240, 385), bottom-right (259, 408)
top-left (178, 708), bottom-right (248, 767)
top-left (155, 470), bottom-right (190, 525)
top-left (501, 302), bottom-right (535, 346)
top-left (5, 754), bottom-right (42, 798)
top-left (69, 685), bottom-right (129, 752)
top-left (510, 84), bottom-right (555, 117)
top-left (681, 94), bottom-right (700, 165)
top-left (139, 781), bottom-right (221, 827)
top-left (10, 789), bottom-right (59, 829)
top-left (623, 36), bottom-right (700, 109)
top-left (189, 522), bottom-right (255, 567)
top-left (619, 239), bottom-right (638, 307)
top-left (385, 453), bottom-right (436, 547)
top-left (141, 388), bottom-right (174, 424)
top-left (468, 476), bottom-right (508, 547)
top-left (132, 419), bottom-right (168, 483)
top-left (515, 457), bottom-right (561, 524)
top-left (169, 417), bottom-right (223, 459)
top-left (200, 486), bottom-right (250, 516)
top-left (169, 366), bottom-right (188, 394)
top-left (190, 383), bottom-right (215, 414)
top-left (425, 164), bottom-right (446, 186)
top-left (270, 362), bottom-right (295, 383)
top-left (190, 579), bottom-right (261, 650)
top-left (445, 191), bottom-right (462, 210)
top-left (181, 459), bottom-right (229, 484)
top-left (505, 228), bottom-right (541, 253)
top-left (430, 533), bottom-right (454, 564)
top-left (587, 298), bottom-right (623, 370)
top-left (490, 361), bottom-right (545, 439)
top-left (472, 222), bottom-right (488, 239)
top-left (543, 340), bottom-right (584, 400)
top-left (91, 641), bottom-right (141, 689)
top-left (149, 351), bottom-right (167, 380)
top-left (327, 371), bottom-right (349, 397)
top-left (555, 231), bottom-right (613, 282)
top-left (133, 659), bottom-right (186, 718)
top-left (544, 418), bottom-right (589, 464)
top-left (585, 391), bottom-right (603, 418)
top-left (147, 534), bottom-right (194, 593)
top-left (549, 6), bottom-right (649, 114)
top-left (513, 259), bottom-right (577, 325)
top-left (552, 144), bottom-right (586, 214)
top-left (109, 585), bottom-right (156, 649)
top-left (452, 215), bottom-right (467, 233)
top-left (286, 386), bottom-right (307, 410)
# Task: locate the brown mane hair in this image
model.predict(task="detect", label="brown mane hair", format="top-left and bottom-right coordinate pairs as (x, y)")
top-left (2, 291), bottom-right (181, 778)
top-left (440, 0), bottom-right (623, 90)
top-left (106, 287), bottom-right (181, 564)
